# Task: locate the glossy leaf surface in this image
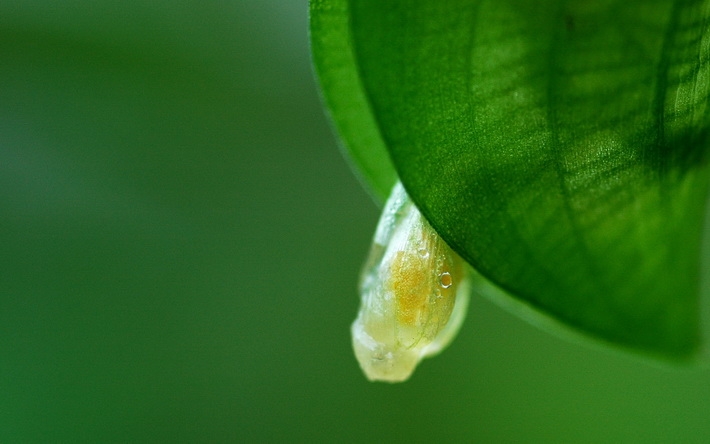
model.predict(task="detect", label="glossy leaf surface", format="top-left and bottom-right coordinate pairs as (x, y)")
top-left (310, 0), bottom-right (397, 202)
top-left (312, 0), bottom-right (710, 356)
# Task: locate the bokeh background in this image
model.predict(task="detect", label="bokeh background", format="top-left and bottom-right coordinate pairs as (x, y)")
top-left (1, 1), bottom-right (710, 442)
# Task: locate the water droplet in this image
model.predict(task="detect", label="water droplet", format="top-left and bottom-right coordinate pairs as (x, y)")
top-left (418, 247), bottom-right (429, 258)
top-left (439, 272), bottom-right (453, 289)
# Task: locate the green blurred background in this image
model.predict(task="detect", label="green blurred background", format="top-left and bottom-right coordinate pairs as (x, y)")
top-left (1, 1), bottom-right (709, 442)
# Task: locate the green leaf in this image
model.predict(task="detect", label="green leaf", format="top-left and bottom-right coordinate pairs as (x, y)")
top-left (310, 0), bottom-right (397, 203)
top-left (311, 0), bottom-right (710, 357)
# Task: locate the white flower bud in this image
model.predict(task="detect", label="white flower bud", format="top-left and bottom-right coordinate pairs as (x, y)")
top-left (352, 182), bottom-right (469, 382)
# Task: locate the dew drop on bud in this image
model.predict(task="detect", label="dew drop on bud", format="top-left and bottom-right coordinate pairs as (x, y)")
top-left (439, 272), bottom-right (453, 289)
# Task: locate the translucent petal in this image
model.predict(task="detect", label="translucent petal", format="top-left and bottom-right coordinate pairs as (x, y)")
top-left (352, 182), bottom-right (470, 382)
